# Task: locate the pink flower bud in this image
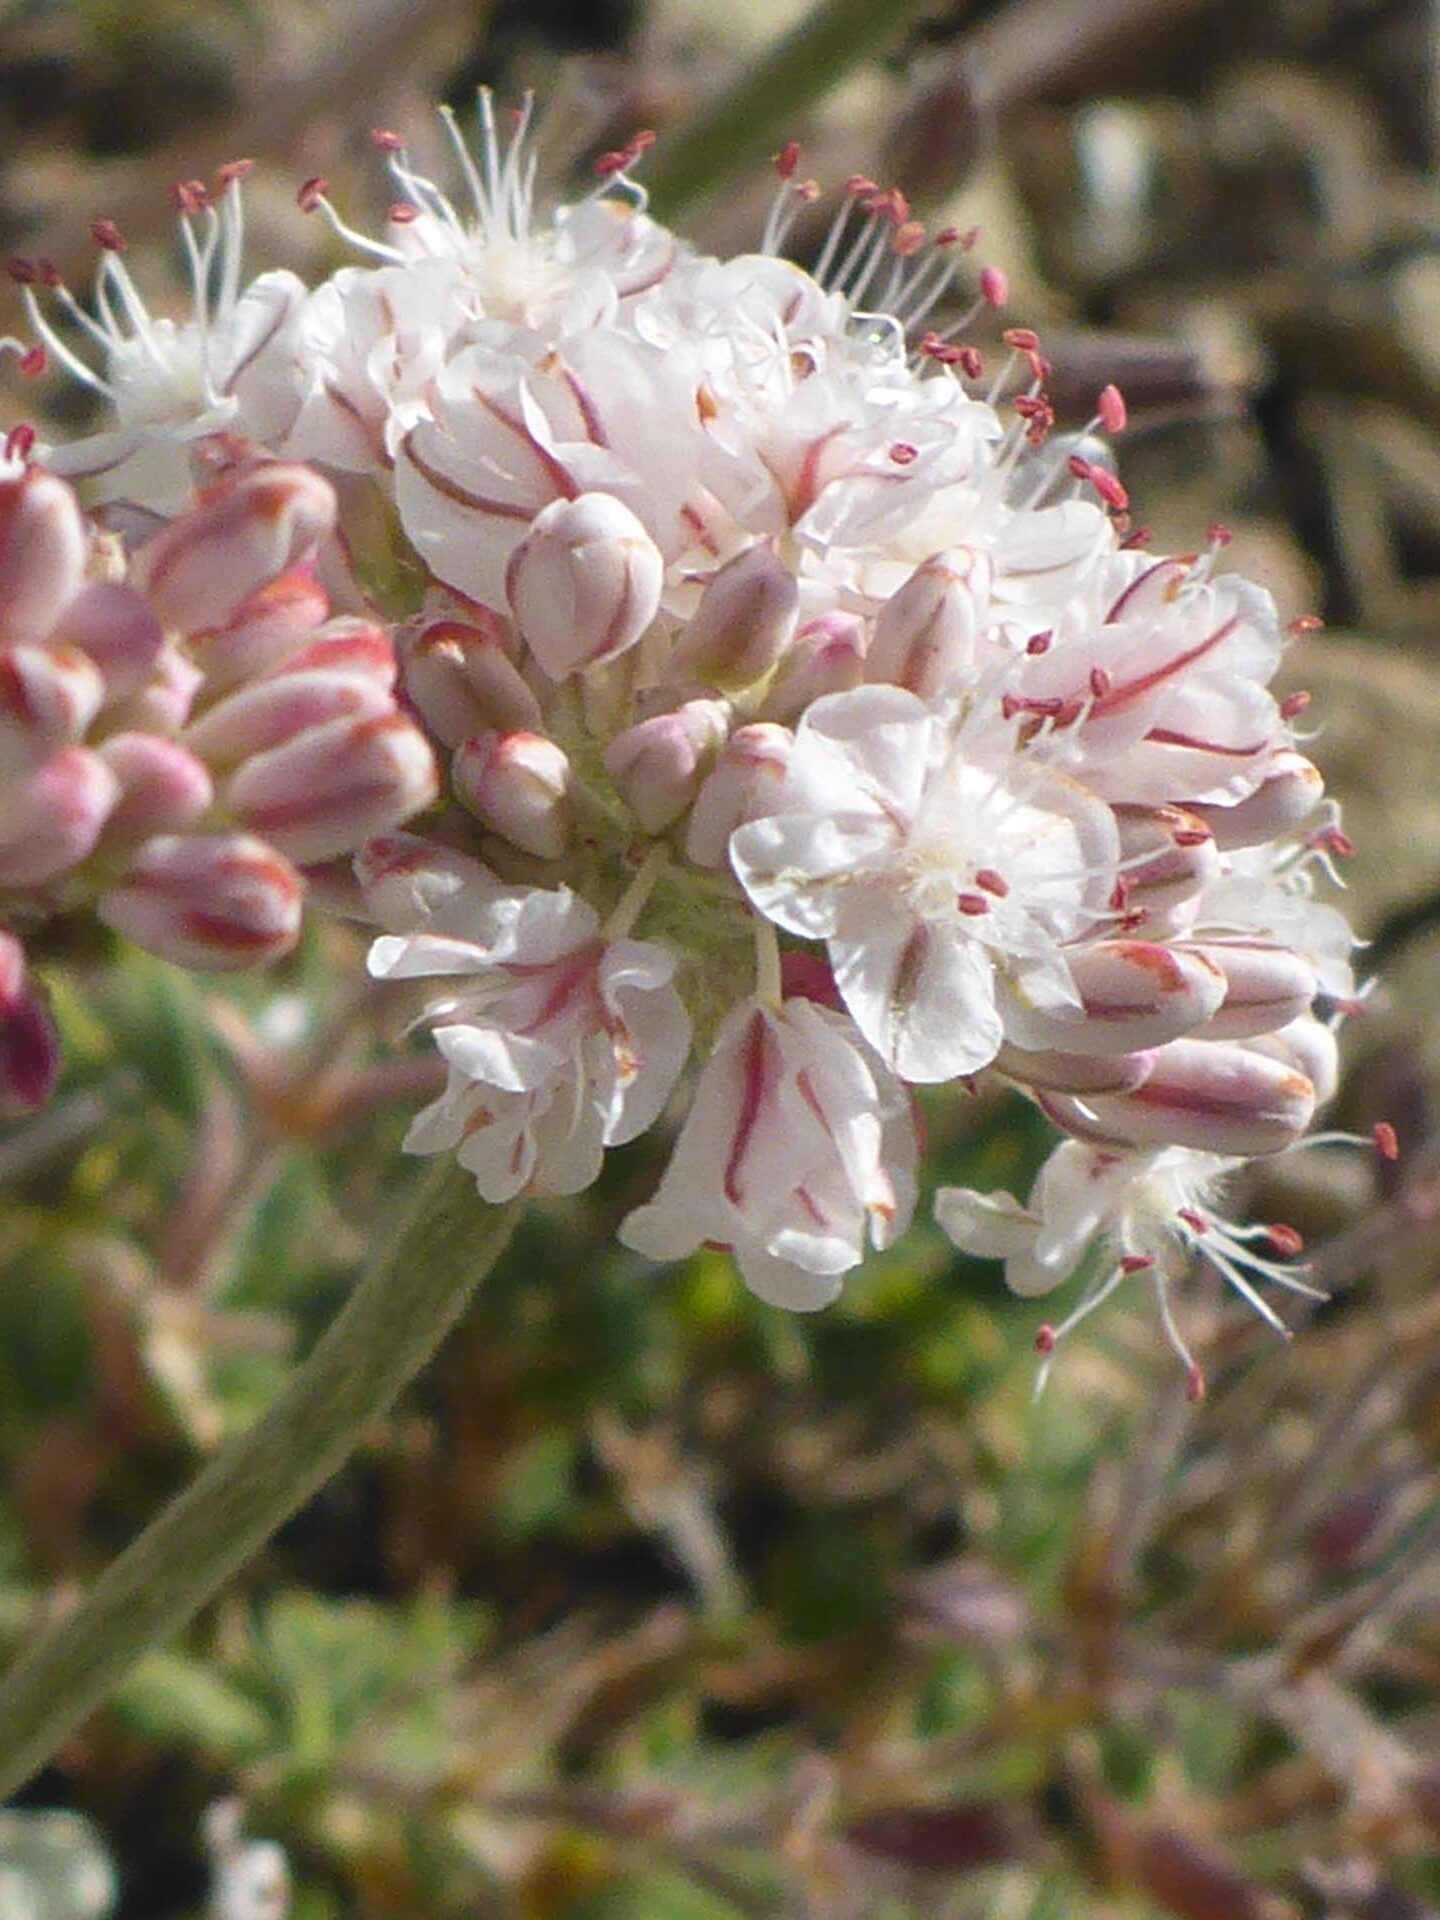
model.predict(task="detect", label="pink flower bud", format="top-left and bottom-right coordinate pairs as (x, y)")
top-left (685, 722), bottom-right (793, 867)
top-left (0, 931), bottom-right (60, 1110)
top-left (1186, 750), bottom-right (1325, 850)
top-left (453, 730), bottom-right (573, 859)
top-left (51, 582), bottom-right (165, 703)
top-left (866, 548), bottom-right (991, 697)
top-left (0, 747), bottom-right (119, 886)
top-left (97, 734), bottom-right (214, 845)
top-left (354, 830), bottom-right (500, 930)
top-left (1077, 1038), bottom-right (1317, 1155)
top-left (102, 645), bottom-right (203, 735)
top-left (401, 617), bottom-right (541, 748)
top-left (1244, 1014), bottom-right (1339, 1106)
top-left (98, 831), bottom-right (304, 970)
top-left (761, 613), bottom-right (865, 725)
top-left (0, 466), bottom-right (88, 647)
top-left (0, 643), bottom-right (105, 772)
top-left (506, 492), bottom-right (663, 679)
top-left (995, 1039), bottom-right (1156, 1095)
top-left (270, 616), bottom-right (397, 687)
top-left (1112, 805), bottom-right (1219, 929)
top-left (183, 669), bottom-right (395, 768)
top-left (1002, 940), bottom-right (1227, 1055)
top-left (226, 711), bottom-right (439, 864)
top-left (603, 698), bottom-right (730, 832)
top-left (134, 465), bottom-right (336, 635)
top-left (1178, 941), bottom-right (1317, 1040)
top-left (184, 566), bottom-right (332, 693)
top-left (666, 544), bottom-right (799, 690)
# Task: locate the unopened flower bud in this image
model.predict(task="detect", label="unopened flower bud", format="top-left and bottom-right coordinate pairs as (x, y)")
top-left (401, 617), bottom-right (541, 747)
top-left (51, 582), bottom-right (164, 703)
top-left (1112, 805), bottom-right (1219, 930)
top-left (184, 668), bottom-right (394, 768)
top-left (0, 643), bottom-right (104, 773)
top-left (667, 544), bottom-right (799, 691)
top-left (98, 831), bottom-right (304, 969)
top-left (1002, 940), bottom-right (1227, 1056)
top-left (866, 548), bottom-right (991, 697)
top-left (271, 616), bottom-right (397, 687)
top-left (1244, 1014), bottom-right (1339, 1106)
top-left (0, 465), bottom-right (87, 647)
top-left (103, 645), bottom-right (203, 735)
top-left (0, 931), bottom-right (60, 1110)
top-left (0, 746), bottom-right (119, 886)
top-left (506, 492), bottom-right (663, 679)
top-left (995, 1039), bottom-right (1156, 1095)
top-left (1187, 750), bottom-right (1325, 850)
top-left (354, 830), bottom-right (500, 930)
top-left (226, 711), bottom-right (438, 865)
top-left (1077, 1038), bottom-right (1317, 1155)
top-left (184, 566), bottom-right (332, 693)
top-left (603, 699), bottom-right (730, 832)
top-left (97, 734), bottom-right (214, 845)
top-left (134, 465), bottom-right (336, 634)
top-left (762, 614), bottom-right (865, 724)
top-left (685, 723), bottom-right (793, 867)
top-left (1179, 941), bottom-right (1318, 1040)
top-left (453, 730), bottom-right (573, 859)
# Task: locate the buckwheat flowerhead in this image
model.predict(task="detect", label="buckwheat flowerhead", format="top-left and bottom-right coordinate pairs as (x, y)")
top-left (11, 108), bottom-right (1378, 1386)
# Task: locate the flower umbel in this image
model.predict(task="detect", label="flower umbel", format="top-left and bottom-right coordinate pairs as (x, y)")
top-left (5, 110), bottom-right (1377, 1388)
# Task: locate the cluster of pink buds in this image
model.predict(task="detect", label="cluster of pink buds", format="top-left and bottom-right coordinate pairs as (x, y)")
top-left (4, 95), bottom-right (1378, 1383)
top-left (0, 451), bottom-right (436, 1102)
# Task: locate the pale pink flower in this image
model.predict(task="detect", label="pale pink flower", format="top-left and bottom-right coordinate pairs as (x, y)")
top-left (620, 994), bottom-right (917, 1309)
top-left (368, 882), bottom-right (690, 1201)
top-left (731, 686), bottom-right (1119, 1082)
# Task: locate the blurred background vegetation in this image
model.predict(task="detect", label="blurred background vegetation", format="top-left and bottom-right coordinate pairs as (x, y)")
top-left (3, 0), bottom-right (1440, 1913)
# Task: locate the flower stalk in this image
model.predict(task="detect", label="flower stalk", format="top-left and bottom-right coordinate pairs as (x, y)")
top-left (0, 1159), bottom-right (520, 1799)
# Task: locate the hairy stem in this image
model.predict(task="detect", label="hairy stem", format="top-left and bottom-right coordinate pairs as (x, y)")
top-left (0, 1157), bottom-right (517, 1799)
top-left (643, 0), bottom-right (933, 219)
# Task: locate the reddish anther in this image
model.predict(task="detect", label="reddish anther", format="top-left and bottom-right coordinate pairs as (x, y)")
top-left (1186, 1363), bottom-right (1207, 1404)
top-left (297, 176), bottom-right (330, 212)
top-left (1035, 1325), bottom-right (1057, 1354)
top-left (1097, 383), bottom-right (1127, 434)
top-left (775, 140), bottom-right (801, 180)
top-left (1374, 1121), bottom-right (1399, 1161)
top-left (1026, 630), bottom-right (1053, 655)
top-left (956, 892), bottom-right (990, 916)
top-left (1120, 1254), bottom-right (1153, 1273)
top-left (891, 220), bottom-right (927, 257)
top-left (90, 218), bottom-right (125, 252)
top-left (888, 442), bottom-right (917, 466)
top-left (370, 127), bottom-right (405, 151)
top-left (6, 257), bottom-right (35, 284)
top-left (957, 346), bottom-right (984, 379)
top-left (389, 202), bottom-right (419, 225)
top-left (1207, 523), bottom-right (1233, 548)
top-left (1266, 1223), bottom-right (1305, 1258)
top-left (1280, 690), bottom-right (1311, 719)
top-left (4, 423), bottom-right (36, 462)
top-left (1089, 666), bottom-right (1112, 698)
top-left (1178, 1208), bottom-right (1207, 1233)
top-left (974, 868), bottom-right (1009, 896)
top-left (1289, 613), bottom-right (1325, 636)
top-left (979, 265), bottom-right (1008, 307)
top-left (19, 346), bottom-right (45, 378)
top-left (214, 158), bottom-right (255, 187)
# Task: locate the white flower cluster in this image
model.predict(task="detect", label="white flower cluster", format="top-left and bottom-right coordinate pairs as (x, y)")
top-left (16, 99), bottom-right (1380, 1381)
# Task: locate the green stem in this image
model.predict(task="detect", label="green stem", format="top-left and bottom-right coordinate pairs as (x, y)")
top-left (643, 0), bottom-right (932, 221)
top-left (0, 1158), bottom-right (519, 1799)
